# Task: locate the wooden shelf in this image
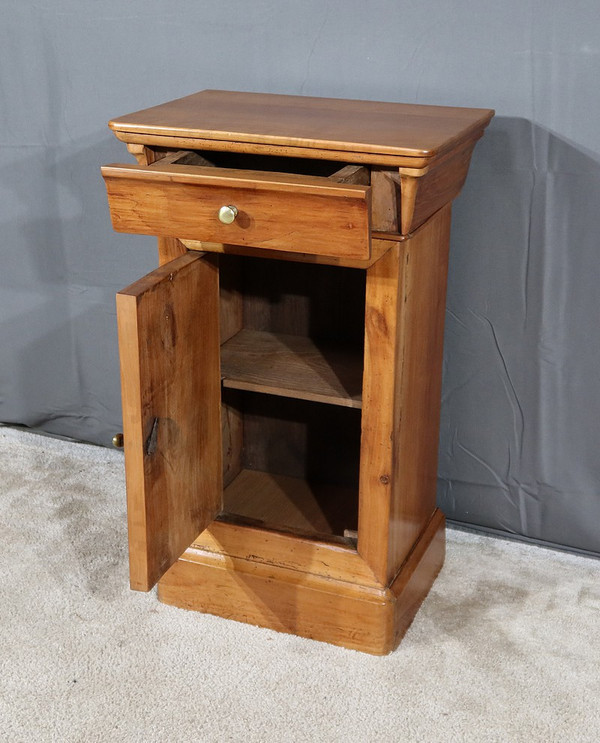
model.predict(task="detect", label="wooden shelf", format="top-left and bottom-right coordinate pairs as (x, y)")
top-left (222, 468), bottom-right (358, 537)
top-left (220, 329), bottom-right (363, 408)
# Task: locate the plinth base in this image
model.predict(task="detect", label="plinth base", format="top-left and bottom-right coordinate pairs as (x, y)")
top-left (158, 509), bottom-right (445, 655)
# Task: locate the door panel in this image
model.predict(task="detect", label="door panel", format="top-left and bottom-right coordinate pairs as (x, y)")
top-left (116, 252), bottom-right (222, 591)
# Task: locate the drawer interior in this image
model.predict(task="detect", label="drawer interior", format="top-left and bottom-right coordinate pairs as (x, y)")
top-left (150, 146), bottom-right (371, 182)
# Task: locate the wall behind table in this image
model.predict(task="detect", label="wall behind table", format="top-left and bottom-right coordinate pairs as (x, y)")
top-left (1, 0), bottom-right (599, 554)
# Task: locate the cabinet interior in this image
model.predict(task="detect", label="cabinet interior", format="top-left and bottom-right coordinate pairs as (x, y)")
top-left (218, 254), bottom-right (366, 541)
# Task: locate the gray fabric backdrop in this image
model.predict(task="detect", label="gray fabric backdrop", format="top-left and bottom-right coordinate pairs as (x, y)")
top-left (2, 0), bottom-right (599, 555)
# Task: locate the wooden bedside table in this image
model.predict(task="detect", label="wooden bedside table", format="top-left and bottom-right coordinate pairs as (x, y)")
top-left (102, 90), bottom-right (493, 654)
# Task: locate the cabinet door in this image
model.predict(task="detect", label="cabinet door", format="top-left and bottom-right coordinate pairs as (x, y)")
top-left (116, 252), bottom-right (222, 591)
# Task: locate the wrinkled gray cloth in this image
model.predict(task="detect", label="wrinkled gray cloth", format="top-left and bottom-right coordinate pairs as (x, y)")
top-left (1, 1), bottom-right (599, 554)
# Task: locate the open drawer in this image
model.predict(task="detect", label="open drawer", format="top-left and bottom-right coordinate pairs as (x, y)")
top-left (102, 151), bottom-right (372, 260)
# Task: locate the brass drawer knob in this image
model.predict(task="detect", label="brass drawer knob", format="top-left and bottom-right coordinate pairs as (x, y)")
top-left (218, 205), bottom-right (238, 224)
top-left (112, 433), bottom-right (124, 448)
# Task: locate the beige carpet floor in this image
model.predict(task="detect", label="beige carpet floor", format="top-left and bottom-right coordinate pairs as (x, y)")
top-left (1, 425), bottom-right (599, 743)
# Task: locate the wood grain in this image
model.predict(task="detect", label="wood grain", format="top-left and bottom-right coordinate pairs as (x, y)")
top-left (221, 329), bottom-right (363, 408)
top-left (388, 205), bottom-right (451, 579)
top-left (125, 143), bottom-right (151, 165)
top-left (115, 132), bottom-right (438, 168)
top-left (399, 137), bottom-right (479, 233)
top-left (116, 252), bottom-right (222, 590)
top-left (146, 150), bottom-right (215, 168)
top-left (158, 550), bottom-right (392, 654)
top-left (157, 236), bottom-right (187, 265)
top-left (357, 245), bottom-right (404, 583)
top-left (191, 519), bottom-right (379, 586)
top-left (222, 468), bottom-right (358, 537)
top-left (221, 389), bottom-right (243, 489)
top-left (358, 206), bottom-right (451, 584)
top-left (109, 89), bottom-right (494, 162)
top-left (102, 162), bottom-right (371, 260)
top-left (159, 505), bottom-right (444, 654)
top-left (238, 256), bottom-right (366, 346)
top-left (218, 253), bottom-right (243, 344)
top-left (121, 144), bottom-right (189, 266)
top-left (329, 164), bottom-right (370, 184)
top-left (106, 90), bottom-right (491, 651)
top-left (390, 509), bottom-right (445, 647)
top-left (240, 393), bottom-right (362, 487)
top-left (181, 238), bottom-right (391, 269)
top-left (218, 258), bottom-right (245, 488)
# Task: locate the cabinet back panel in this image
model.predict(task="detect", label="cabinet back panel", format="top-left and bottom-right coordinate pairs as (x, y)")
top-left (220, 255), bottom-right (366, 346)
top-left (239, 392), bottom-right (361, 487)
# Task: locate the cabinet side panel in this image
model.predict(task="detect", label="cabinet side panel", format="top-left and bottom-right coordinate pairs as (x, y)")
top-left (358, 246), bottom-right (403, 582)
top-left (359, 206), bottom-right (451, 584)
top-left (388, 205), bottom-right (451, 579)
top-left (117, 252), bottom-right (223, 591)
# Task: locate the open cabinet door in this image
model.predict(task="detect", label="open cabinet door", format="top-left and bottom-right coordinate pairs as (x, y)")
top-left (116, 252), bottom-right (222, 591)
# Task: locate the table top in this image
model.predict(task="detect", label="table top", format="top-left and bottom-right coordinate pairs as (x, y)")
top-left (109, 90), bottom-right (494, 164)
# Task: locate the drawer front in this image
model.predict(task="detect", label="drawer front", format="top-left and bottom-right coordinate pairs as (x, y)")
top-left (102, 163), bottom-right (371, 260)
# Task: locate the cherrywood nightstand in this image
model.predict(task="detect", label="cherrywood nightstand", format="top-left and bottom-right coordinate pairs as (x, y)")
top-left (102, 90), bottom-right (493, 654)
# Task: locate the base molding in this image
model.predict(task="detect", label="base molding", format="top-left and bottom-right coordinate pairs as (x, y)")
top-left (158, 509), bottom-right (445, 655)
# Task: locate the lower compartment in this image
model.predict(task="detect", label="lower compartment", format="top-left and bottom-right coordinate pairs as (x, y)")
top-left (221, 391), bottom-right (361, 541)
